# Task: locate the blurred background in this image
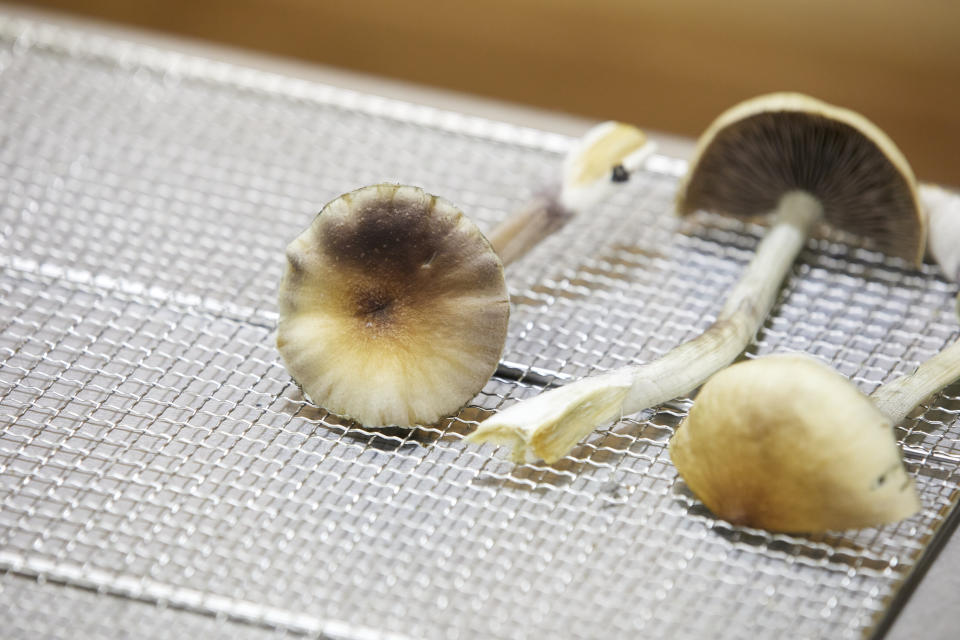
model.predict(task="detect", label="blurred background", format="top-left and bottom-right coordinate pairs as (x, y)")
top-left (15, 0), bottom-right (960, 184)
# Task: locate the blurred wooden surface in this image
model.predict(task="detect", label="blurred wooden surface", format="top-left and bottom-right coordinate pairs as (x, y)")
top-left (14, 0), bottom-right (960, 184)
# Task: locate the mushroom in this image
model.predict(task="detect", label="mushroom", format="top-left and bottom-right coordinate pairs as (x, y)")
top-left (277, 183), bottom-right (510, 426)
top-left (468, 92), bottom-right (925, 463)
top-left (277, 123), bottom-right (652, 427)
top-left (669, 353), bottom-right (927, 533)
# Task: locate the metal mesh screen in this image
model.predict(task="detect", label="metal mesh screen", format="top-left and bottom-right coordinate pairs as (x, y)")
top-left (1, 17), bottom-right (959, 640)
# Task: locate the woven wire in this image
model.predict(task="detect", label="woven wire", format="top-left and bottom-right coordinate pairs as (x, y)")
top-left (1, 16), bottom-right (959, 640)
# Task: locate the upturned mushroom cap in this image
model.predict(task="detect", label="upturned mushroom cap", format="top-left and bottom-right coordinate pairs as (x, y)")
top-left (676, 92), bottom-right (925, 264)
top-left (277, 184), bottom-right (510, 427)
top-left (669, 353), bottom-right (920, 533)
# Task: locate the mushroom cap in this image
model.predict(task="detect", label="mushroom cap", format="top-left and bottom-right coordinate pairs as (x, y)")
top-left (564, 121), bottom-right (648, 190)
top-left (277, 184), bottom-right (510, 427)
top-left (676, 92), bottom-right (925, 264)
top-left (669, 353), bottom-right (920, 533)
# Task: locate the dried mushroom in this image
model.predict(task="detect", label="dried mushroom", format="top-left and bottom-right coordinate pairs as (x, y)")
top-left (277, 184), bottom-right (510, 426)
top-left (669, 353), bottom-right (920, 533)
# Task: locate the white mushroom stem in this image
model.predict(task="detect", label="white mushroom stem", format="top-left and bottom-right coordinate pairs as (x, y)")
top-left (487, 193), bottom-right (572, 267)
top-left (870, 338), bottom-right (960, 425)
top-left (469, 190), bottom-right (824, 462)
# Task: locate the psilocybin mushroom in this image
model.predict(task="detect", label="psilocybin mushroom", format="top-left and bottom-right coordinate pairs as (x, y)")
top-left (469, 92), bottom-right (926, 464)
top-left (277, 184), bottom-right (510, 426)
top-left (669, 353), bottom-right (920, 533)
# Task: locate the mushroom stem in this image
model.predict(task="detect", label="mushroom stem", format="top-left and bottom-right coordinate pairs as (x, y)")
top-left (469, 190), bottom-right (823, 462)
top-left (871, 182), bottom-right (960, 424)
top-left (870, 338), bottom-right (960, 425)
top-left (623, 191), bottom-right (823, 407)
top-left (487, 192), bottom-right (573, 266)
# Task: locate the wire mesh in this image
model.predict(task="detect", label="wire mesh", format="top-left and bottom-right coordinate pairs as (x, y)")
top-left (1, 16), bottom-right (959, 640)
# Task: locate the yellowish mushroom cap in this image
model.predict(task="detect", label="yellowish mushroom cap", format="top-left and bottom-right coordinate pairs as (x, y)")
top-left (670, 353), bottom-right (920, 533)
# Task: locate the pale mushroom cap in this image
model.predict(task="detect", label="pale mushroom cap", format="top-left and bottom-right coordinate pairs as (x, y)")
top-left (669, 353), bottom-right (920, 533)
top-left (677, 92), bottom-right (925, 264)
top-left (563, 121), bottom-right (648, 189)
top-left (277, 184), bottom-right (510, 427)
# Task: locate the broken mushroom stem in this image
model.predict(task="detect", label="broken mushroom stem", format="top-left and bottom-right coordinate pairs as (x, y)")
top-left (486, 192), bottom-right (570, 267)
top-left (806, 182), bottom-right (960, 429)
top-left (487, 121), bottom-right (654, 266)
top-left (468, 190), bottom-right (822, 462)
top-left (870, 337), bottom-right (960, 425)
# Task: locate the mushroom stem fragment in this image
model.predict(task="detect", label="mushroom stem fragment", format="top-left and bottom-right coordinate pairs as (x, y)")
top-left (468, 191), bottom-right (822, 462)
top-left (867, 184), bottom-right (960, 422)
top-left (487, 193), bottom-right (571, 266)
top-left (870, 338), bottom-right (960, 425)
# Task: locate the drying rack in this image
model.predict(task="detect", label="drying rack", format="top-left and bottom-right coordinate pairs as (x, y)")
top-left (1, 16), bottom-right (959, 640)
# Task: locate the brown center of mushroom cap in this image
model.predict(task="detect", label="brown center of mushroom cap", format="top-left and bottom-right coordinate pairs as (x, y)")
top-left (314, 186), bottom-right (506, 338)
top-left (680, 109), bottom-right (922, 261)
top-left (322, 193), bottom-right (458, 274)
top-left (354, 289), bottom-right (393, 318)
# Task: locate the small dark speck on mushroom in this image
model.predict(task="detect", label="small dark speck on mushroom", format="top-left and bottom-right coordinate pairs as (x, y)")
top-left (611, 164), bottom-right (630, 183)
top-left (872, 461), bottom-right (904, 490)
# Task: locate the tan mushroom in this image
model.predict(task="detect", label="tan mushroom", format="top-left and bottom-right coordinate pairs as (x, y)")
top-left (469, 92), bottom-right (925, 464)
top-left (669, 353), bottom-right (925, 533)
top-left (276, 124), bottom-right (652, 427)
top-left (277, 183), bottom-right (510, 426)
